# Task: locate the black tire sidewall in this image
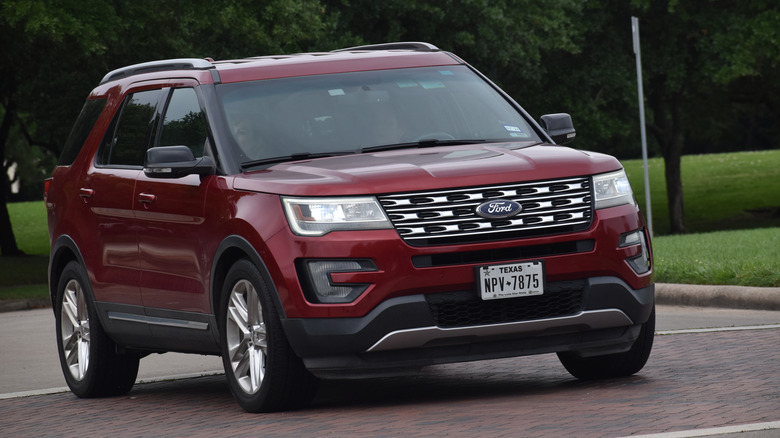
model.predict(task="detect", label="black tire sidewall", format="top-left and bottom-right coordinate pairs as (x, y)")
top-left (54, 261), bottom-right (139, 397)
top-left (54, 261), bottom-right (103, 397)
top-left (219, 259), bottom-right (284, 412)
top-left (558, 306), bottom-right (655, 380)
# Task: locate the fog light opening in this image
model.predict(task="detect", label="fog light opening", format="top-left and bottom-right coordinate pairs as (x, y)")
top-left (620, 229), bottom-right (651, 275)
top-left (302, 259), bottom-right (376, 303)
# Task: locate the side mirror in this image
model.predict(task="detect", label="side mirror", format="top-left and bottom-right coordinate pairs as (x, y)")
top-left (144, 145), bottom-right (215, 179)
top-left (540, 113), bottom-right (576, 145)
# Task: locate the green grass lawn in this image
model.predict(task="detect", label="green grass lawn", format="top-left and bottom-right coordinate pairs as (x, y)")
top-left (623, 149), bottom-right (780, 235)
top-left (1, 200), bottom-right (50, 300)
top-left (6, 200), bottom-right (49, 255)
top-left (1, 150), bottom-right (778, 304)
top-left (652, 228), bottom-right (779, 287)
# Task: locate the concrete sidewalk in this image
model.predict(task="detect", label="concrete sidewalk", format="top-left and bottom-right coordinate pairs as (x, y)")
top-left (1, 284), bottom-right (779, 313)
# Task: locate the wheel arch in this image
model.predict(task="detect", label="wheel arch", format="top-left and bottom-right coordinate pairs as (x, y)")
top-left (211, 235), bottom-right (287, 321)
top-left (48, 235), bottom-right (89, 310)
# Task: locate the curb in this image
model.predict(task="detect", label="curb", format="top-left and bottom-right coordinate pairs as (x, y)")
top-left (0, 298), bottom-right (51, 313)
top-left (655, 283), bottom-right (780, 311)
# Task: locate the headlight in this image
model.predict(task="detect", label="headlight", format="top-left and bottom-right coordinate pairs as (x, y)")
top-left (282, 196), bottom-right (392, 236)
top-left (593, 169), bottom-right (637, 209)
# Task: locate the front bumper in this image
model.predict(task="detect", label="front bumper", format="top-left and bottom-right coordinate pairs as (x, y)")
top-left (266, 203), bottom-right (652, 320)
top-left (282, 276), bottom-right (654, 378)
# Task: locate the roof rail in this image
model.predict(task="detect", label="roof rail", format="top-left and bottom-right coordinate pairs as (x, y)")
top-left (333, 42), bottom-right (440, 52)
top-left (99, 58), bottom-right (215, 85)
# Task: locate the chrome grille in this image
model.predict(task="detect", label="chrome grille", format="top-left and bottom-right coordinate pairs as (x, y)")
top-left (378, 176), bottom-right (592, 246)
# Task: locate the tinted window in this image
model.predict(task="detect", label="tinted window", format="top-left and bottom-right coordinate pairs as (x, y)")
top-left (103, 89), bottom-right (162, 166)
top-left (159, 88), bottom-right (208, 157)
top-left (59, 98), bottom-right (107, 165)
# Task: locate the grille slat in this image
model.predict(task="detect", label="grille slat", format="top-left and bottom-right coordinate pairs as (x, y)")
top-left (379, 177), bottom-right (592, 246)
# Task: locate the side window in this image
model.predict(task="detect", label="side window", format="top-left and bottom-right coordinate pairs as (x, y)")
top-left (159, 88), bottom-right (208, 157)
top-left (101, 89), bottom-right (162, 167)
top-left (59, 98), bottom-right (107, 165)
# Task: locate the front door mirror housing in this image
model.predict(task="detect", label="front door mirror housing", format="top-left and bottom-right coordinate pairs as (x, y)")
top-left (144, 145), bottom-right (216, 178)
top-left (540, 113), bottom-right (576, 145)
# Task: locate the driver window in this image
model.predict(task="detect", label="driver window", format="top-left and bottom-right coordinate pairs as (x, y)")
top-left (159, 88), bottom-right (208, 157)
top-left (104, 89), bottom-right (161, 166)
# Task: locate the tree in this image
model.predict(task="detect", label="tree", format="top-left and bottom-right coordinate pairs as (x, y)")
top-left (2, 0), bottom-right (778, 253)
top-left (320, 0), bottom-right (583, 86)
top-left (529, 2), bottom-right (643, 158)
top-left (0, 0), bottom-right (330, 256)
top-left (0, 0), bottom-right (118, 255)
top-left (531, 0), bottom-right (780, 234)
top-left (631, 0), bottom-right (780, 233)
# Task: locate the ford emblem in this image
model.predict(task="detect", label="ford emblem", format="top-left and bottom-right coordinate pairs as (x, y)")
top-left (475, 199), bottom-right (523, 219)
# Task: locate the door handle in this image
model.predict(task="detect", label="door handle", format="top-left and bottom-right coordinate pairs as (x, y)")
top-left (138, 193), bottom-right (156, 205)
top-left (79, 188), bottom-right (94, 198)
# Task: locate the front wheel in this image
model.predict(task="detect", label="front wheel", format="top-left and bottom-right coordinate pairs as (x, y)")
top-left (220, 259), bottom-right (317, 412)
top-left (558, 307), bottom-right (655, 380)
top-left (55, 261), bottom-right (139, 397)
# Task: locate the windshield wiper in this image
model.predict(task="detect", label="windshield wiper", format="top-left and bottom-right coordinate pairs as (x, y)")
top-left (241, 151), bottom-right (356, 169)
top-left (241, 139), bottom-right (492, 168)
top-left (361, 138), bottom-right (487, 153)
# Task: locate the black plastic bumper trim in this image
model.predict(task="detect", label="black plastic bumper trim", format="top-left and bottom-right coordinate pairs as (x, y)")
top-left (281, 277), bottom-right (654, 376)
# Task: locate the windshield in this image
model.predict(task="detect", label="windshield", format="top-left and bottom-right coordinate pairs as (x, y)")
top-left (217, 65), bottom-right (541, 164)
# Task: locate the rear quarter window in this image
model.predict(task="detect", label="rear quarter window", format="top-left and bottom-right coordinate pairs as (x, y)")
top-left (58, 98), bottom-right (107, 165)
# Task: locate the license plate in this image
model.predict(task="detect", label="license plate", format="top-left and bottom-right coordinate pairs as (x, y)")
top-left (477, 260), bottom-right (545, 300)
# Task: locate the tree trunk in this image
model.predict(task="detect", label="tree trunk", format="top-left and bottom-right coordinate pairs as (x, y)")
top-left (0, 102), bottom-right (24, 256)
top-left (0, 199), bottom-right (23, 256)
top-left (663, 136), bottom-right (687, 234)
top-left (648, 83), bottom-right (688, 235)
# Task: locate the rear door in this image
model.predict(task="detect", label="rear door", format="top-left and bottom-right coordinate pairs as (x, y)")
top-left (83, 87), bottom-right (164, 307)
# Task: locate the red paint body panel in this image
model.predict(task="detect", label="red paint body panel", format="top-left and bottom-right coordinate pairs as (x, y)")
top-left (258, 202), bottom-right (651, 319)
top-left (233, 144), bottom-right (621, 196)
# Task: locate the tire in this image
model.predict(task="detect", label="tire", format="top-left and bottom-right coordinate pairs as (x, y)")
top-left (219, 259), bottom-right (317, 413)
top-left (558, 307), bottom-right (655, 380)
top-left (55, 261), bottom-right (139, 397)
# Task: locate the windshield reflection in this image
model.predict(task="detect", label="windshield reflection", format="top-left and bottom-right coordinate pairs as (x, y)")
top-left (217, 65), bottom-right (541, 164)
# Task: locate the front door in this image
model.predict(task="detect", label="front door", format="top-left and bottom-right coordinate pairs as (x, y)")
top-left (134, 85), bottom-right (213, 313)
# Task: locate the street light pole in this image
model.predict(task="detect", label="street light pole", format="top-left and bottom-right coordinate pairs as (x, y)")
top-left (632, 16), bottom-right (653, 238)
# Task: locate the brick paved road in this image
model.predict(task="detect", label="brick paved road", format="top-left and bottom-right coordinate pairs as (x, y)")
top-left (2, 328), bottom-right (778, 437)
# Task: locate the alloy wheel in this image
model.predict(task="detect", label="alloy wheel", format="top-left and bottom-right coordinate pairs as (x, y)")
top-left (60, 279), bottom-right (90, 381)
top-left (225, 279), bottom-right (267, 394)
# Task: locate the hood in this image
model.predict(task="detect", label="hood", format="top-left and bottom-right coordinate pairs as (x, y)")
top-left (232, 142), bottom-right (622, 196)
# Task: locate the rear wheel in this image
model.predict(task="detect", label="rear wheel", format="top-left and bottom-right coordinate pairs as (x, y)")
top-left (220, 259), bottom-right (317, 412)
top-left (55, 261), bottom-right (139, 397)
top-left (558, 307), bottom-right (655, 380)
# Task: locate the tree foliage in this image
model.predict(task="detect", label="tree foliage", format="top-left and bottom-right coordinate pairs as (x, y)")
top-left (1, 0), bottom-right (778, 255)
top-left (0, 0), bottom-right (330, 255)
top-left (321, 1), bottom-right (583, 88)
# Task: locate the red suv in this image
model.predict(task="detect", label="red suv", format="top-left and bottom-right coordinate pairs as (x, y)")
top-left (46, 42), bottom-right (654, 412)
